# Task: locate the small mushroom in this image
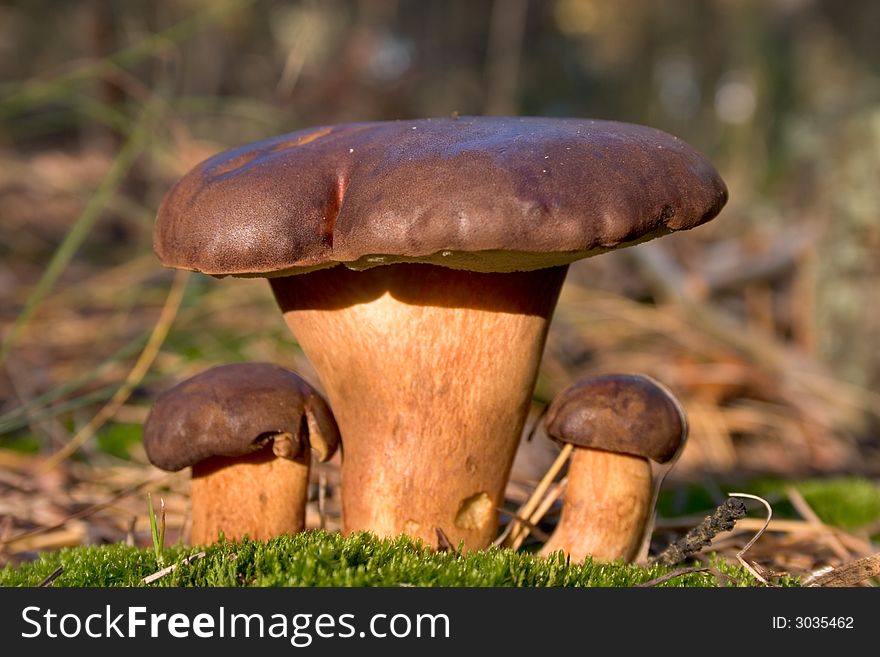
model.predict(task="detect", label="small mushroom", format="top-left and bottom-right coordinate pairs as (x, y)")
top-left (540, 374), bottom-right (687, 562)
top-left (143, 362), bottom-right (340, 544)
top-left (153, 117), bottom-right (726, 550)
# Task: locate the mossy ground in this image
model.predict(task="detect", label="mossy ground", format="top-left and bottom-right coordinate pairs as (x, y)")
top-left (1, 530), bottom-right (762, 588)
top-left (2, 477), bottom-right (874, 587)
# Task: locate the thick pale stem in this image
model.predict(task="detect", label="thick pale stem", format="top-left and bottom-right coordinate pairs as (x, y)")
top-left (272, 263), bottom-right (567, 550)
top-left (190, 445), bottom-right (310, 544)
top-left (540, 448), bottom-right (652, 562)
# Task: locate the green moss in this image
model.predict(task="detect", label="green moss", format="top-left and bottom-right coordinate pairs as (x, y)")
top-left (10, 476), bottom-right (873, 587)
top-left (0, 531), bottom-right (758, 588)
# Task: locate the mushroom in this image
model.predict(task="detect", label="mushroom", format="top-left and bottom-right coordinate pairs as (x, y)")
top-left (153, 117), bottom-right (726, 550)
top-left (539, 373), bottom-right (688, 562)
top-left (143, 362), bottom-right (340, 544)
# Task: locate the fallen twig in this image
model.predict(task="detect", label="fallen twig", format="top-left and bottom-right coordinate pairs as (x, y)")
top-left (651, 497), bottom-right (747, 566)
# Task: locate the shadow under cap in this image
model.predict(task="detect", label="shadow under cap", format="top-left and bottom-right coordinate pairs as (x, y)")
top-left (271, 263), bottom-right (569, 315)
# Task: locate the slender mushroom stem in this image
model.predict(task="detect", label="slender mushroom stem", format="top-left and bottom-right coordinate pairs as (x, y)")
top-left (539, 449), bottom-right (652, 562)
top-left (272, 263), bottom-right (568, 550)
top-left (190, 443), bottom-right (311, 544)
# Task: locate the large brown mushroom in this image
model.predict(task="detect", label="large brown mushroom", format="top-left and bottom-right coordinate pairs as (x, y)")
top-left (539, 374), bottom-right (688, 562)
top-left (153, 117), bottom-right (726, 550)
top-left (143, 362), bottom-right (340, 544)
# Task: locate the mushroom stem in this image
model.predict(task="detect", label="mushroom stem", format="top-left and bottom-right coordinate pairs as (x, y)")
top-left (539, 447), bottom-right (652, 562)
top-left (272, 263), bottom-right (567, 550)
top-left (190, 444), bottom-right (310, 544)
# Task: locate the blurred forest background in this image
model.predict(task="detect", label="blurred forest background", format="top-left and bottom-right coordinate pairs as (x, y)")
top-left (1, 0), bottom-right (879, 569)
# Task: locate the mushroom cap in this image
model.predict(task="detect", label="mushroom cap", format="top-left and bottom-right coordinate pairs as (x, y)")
top-left (155, 116), bottom-right (727, 276)
top-left (543, 373), bottom-right (687, 463)
top-left (143, 362), bottom-right (340, 471)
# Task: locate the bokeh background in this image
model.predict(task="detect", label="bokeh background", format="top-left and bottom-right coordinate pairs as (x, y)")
top-left (1, 0), bottom-right (879, 573)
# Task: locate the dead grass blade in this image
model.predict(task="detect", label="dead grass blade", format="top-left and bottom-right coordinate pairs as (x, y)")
top-left (728, 492), bottom-right (774, 584)
top-left (785, 486), bottom-right (852, 561)
top-left (0, 102), bottom-right (156, 366)
top-left (0, 473), bottom-right (172, 549)
top-left (9, 526), bottom-right (88, 553)
top-left (517, 478), bottom-right (566, 549)
top-left (0, 0), bottom-right (255, 117)
top-left (142, 551), bottom-right (206, 585)
top-left (496, 508), bottom-right (551, 543)
top-left (498, 442), bottom-right (571, 549)
top-left (636, 567), bottom-right (711, 587)
top-left (38, 565), bottom-right (64, 587)
top-left (39, 269), bottom-right (190, 469)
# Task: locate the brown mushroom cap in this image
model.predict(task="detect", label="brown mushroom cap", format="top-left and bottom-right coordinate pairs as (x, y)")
top-left (543, 373), bottom-right (687, 463)
top-left (154, 116), bottom-right (727, 276)
top-left (143, 362), bottom-right (340, 471)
